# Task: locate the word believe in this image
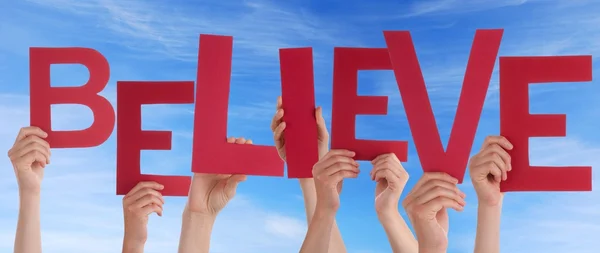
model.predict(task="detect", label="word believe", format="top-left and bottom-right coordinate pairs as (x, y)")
top-left (29, 29), bottom-right (592, 196)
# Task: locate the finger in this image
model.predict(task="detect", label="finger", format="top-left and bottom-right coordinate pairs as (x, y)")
top-left (12, 135), bottom-right (51, 156)
top-left (227, 136), bottom-right (236, 143)
top-left (125, 181), bottom-right (164, 197)
top-left (314, 154), bottom-right (358, 174)
top-left (315, 107), bottom-right (328, 134)
top-left (140, 203), bottom-right (163, 217)
top-left (271, 108), bottom-right (284, 131)
top-left (14, 127), bottom-right (47, 144)
top-left (245, 139), bottom-right (253, 144)
top-left (13, 142), bottom-right (50, 164)
top-left (125, 188), bottom-right (165, 206)
top-left (323, 162), bottom-right (359, 176)
top-left (416, 185), bottom-right (466, 207)
top-left (329, 170), bottom-right (359, 184)
top-left (404, 178), bottom-right (462, 206)
top-left (374, 170), bottom-right (398, 186)
top-left (19, 150), bottom-right (47, 169)
top-left (273, 122), bottom-right (286, 142)
top-left (134, 194), bottom-right (164, 209)
top-left (276, 96), bottom-right (283, 110)
top-left (481, 135), bottom-right (513, 150)
top-left (482, 161), bottom-right (503, 183)
top-left (370, 161), bottom-right (402, 181)
top-left (371, 153), bottom-right (400, 165)
top-left (423, 196), bottom-right (465, 212)
top-left (225, 174), bottom-right (247, 198)
top-left (476, 144), bottom-right (511, 171)
top-left (412, 172), bottom-right (458, 192)
top-left (319, 149), bottom-right (355, 162)
top-left (235, 137), bottom-right (246, 144)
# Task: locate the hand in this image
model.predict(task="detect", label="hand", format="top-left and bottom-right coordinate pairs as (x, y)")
top-left (186, 137), bottom-right (249, 216)
top-left (312, 149), bottom-right (359, 213)
top-left (271, 96), bottom-right (330, 161)
top-left (122, 181), bottom-right (165, 244)
top-left (7, 126), bottom-right (50, 195)
top-left (469, 136), bottom-right (513, 207)
top-left (371, 153), bottom-right (409, 215)
top-left (403, 173), bottom-right (465, 252)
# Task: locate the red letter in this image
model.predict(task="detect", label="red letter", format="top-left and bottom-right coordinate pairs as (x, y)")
top-left (331, 48), bottom-right (408, 161)
top-left (30, 47), bottom-right (114, 147)
top-left (384, 29), bottom-right (503, 182)
top-left (116, 81), bottom-right (194, 196)
top-left (192, 35), bottom-right (284, 175)
top-left (499, 56), bottom-right (592, 191)
top-left (279, 48), bottom-right (319, 178)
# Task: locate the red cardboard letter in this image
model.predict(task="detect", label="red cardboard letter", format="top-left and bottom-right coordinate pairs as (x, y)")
top-left (279, 48), bottom-right (319, 178)
top-left (499, 56), bottom-right (592, 191)
top-left (331, 48), bottom-right (408, 161)
top-left (116, 81), bottom-right (194, 196)
top-left (192, 34), bottom-right (284, 175)
top-left (30, 47), bottom-right (114, 147)
top-left (384, 29), bottom-right (503, 182)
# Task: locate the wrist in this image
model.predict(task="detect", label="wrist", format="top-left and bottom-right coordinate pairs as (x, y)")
top-left (313, 205), bottom-right (336, 220)
top-left (478, 194), bottom-right (504, 209)
top-left (376, 207), bottom-right (400, 222)
top-left (183, 207), bottom-right (217, 225)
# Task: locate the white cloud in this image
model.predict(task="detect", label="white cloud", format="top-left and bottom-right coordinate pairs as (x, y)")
top-left (0, 93), bottom-right (307, 253)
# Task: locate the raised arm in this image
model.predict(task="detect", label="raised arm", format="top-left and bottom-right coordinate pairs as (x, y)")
top-left (121, 181), bottom-right (165, 253)
top-left (9, 126), bottom-right (50, 253)
top-left (403, 172), bottom-right (466, 253)
top-left (299, 150), bottom-right (358, 253)
top-left (469, 136), bottom-right (512, 253)
top-left (271, 96), bottom-right (347, 253)
top-left (178, 137), bottom-right (250, 253)
top-left (371, 154), bottom-right (417, 253)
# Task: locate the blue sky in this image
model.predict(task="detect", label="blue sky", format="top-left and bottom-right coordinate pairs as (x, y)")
top-left (1, 0), bottom-right (600, 252)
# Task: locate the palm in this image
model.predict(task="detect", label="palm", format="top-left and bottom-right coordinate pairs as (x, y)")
top-left (14, 162), bottom-right (44, 190)
top-left (189, 174), bottom-right (231, 214)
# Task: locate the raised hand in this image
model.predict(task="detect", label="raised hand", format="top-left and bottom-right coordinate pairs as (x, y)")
top-left (469, 136), bottom-right (513, 207)
top-left (271, 95), bottom-right (329, 160)
top-left (122, 181), bottom-right (165, 253)
top-left (186, 137), bottom-right (249, 215)
top-left (312, 149), bottom-right (359, 212)
top-left (403, 173), bottom-right (465, 253)
top-left (372, 153), bottom-right (409, 215)
top-left (8, 126), bottom-right (50, 194)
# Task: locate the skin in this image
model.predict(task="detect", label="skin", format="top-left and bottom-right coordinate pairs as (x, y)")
top-left (177, 137), bottom-right (249, 253)
top-left (8, 126), bottom-right (51, 253)
top-left (121, 181), bottom-right (165, 253)
top-left (299, 149), bottom-right (359, 253)
top-left (469, 136), bottom-right (513, 253)
top-left (371, 154), bottom-right (418, 253)
top-left (271, 96), bottom-right (347, 253)
top-left (402, 172), bottom-right (466, 253)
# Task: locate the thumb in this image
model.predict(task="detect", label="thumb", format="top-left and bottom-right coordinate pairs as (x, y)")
top-left (315, 107), bottom-right (328, 138)
top-left (224, 174), bottom-right (247, 199)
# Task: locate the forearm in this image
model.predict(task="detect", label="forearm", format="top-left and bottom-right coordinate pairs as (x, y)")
top-left (14, 192), bottom-right (41, 253)
top-left (474, 197), bottom-right (503, 253)
top-left (300, 209), bottom-right (336, 253)
top-left (378, 211), bottom-right (418, 253)
top-left (178, 206), bottom-right (216, 253)
top-left (122, 240), bottom-right (144, 253)
top-left (299, 179), bottom-right (347, 253)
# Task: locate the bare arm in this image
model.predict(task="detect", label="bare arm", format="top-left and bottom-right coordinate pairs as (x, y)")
top-left (474, 197), bottom-right (503, 253)
top-left (378, 212), bottom-right (418, 253)
top-left (14, 191), bottom-right (41, 253)
top-left (178, 207), bottom-right (216, 253)
top-left (299, 179), bottom-right (347, 253)
top-left (299, 208), bottom-right (336, 253)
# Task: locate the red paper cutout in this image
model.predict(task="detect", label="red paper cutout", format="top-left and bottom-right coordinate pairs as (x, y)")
top-left (191, 34), bottom-right (284, 176)
top-left (279, 48), bottom-right (319, 178)
top-left (330, 47), bottom-right (408, 161)
top-left (116, 81), bottom-right (194, 196)
top-left (29, 47), bottom-right (114, 148)
top-left (384, 29), bottom-right (503, 182)
top-left (499, 56), bottom-right (592, 191)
